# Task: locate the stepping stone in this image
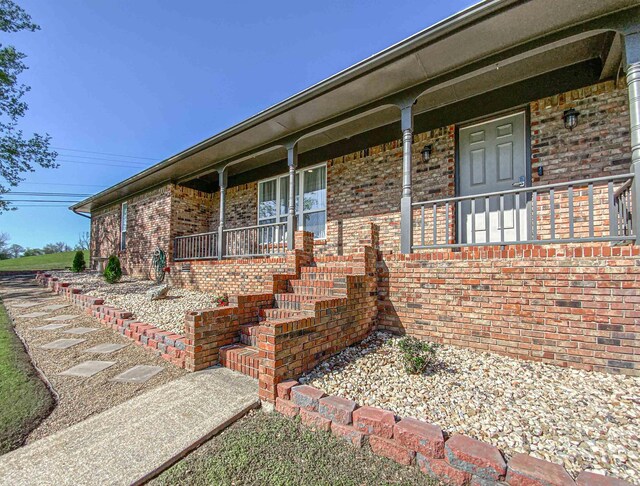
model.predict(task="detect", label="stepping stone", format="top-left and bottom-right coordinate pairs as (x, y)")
top-left (33, 323), bottom-right (72, 331)
top-left (59, 360), bottom-right (116, 377)
top-left (110, 365), bottom-right (164, 384)
top-left (19, 311), bottom-right (50, 318)
top-left (13, 302), bottom-right (43, 309)
top-left (84, 343), bottom-right (127, 355)
top-left (41, 304), bottom-right (70, 311)
top-left (63, 327), bottom-right (99, 335)
top-left (40, 338), bottom-right (86, 350)
top-left (45, 314), bottom-right (79, 322)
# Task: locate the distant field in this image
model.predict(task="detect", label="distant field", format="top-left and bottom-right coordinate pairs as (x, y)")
top-left (0, 251), bottom-right (88, 272)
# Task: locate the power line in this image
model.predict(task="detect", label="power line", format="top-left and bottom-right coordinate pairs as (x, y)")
top-left (55, 153), bottom-right (155, 164)
top-left (56, 159), bottom-right (148, 169)
top-left (51, 146), bottom-right (159, 160)
top-left (18, 182), bottom-right (107, 188)
top-left (3, 192), bottom-right (92, 197)
top-left (0, 199), bottom-right (81, 203)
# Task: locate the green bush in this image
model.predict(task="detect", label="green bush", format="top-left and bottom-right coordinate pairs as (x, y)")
top-left (103, 255), bottom-right (122, 284)
top-left (397, 336), bottom-right (439, 374)
top-left (71, 250), bottom-right (86, 273)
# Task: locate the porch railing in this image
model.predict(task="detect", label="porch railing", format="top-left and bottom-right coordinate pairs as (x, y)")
top-left (412, 173), bottom-right (635, 250)
top-left (174, 231), bottom-right (218, 260)
top-left (223, 222), bottom-right (287, 258)
top-left (174, 221), bottom-right (287, 261)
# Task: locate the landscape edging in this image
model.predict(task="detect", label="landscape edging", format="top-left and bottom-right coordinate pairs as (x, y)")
top-left (35, 273), bottom-right (188, 368)
top-left (275, 381), bottom-right (632, 486)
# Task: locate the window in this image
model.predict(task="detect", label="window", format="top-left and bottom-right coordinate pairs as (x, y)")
top-left (257, 163), bottom-right (326, 239)
top-left (120, 202), bottom-right (128, 251)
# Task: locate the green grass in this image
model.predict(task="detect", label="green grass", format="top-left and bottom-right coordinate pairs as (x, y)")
top-left (0, 251), bottom-right (88, 272)
top-left (152, 411), bottom-right (435, 486)
top-left (0, 303), bottom-right (54, 454)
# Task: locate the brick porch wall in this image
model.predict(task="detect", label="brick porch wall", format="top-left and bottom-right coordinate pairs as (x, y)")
top-left (377, 243), bottom-right (640, 376)
top-left (167, 256), bottom-right (292, 295)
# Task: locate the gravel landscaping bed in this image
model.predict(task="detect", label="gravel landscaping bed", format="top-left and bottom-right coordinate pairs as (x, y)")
top-left (300, 332), bottom-right (640, 482)
top-left (51, 271), bottom-right (219, 335)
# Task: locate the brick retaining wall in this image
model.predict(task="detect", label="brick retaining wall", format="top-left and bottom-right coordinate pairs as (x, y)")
top-left (275, 381), bottom-right (632, 486)
top-left (377, 243), bottom-right (640, 376)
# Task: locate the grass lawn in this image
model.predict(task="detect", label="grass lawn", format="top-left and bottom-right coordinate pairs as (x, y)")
top-left (0, 303), bottom-right (54, 454)
top-left (152, 410), bottom-right (435, 486)
top-left (0, 251), bottom-right (88, 272)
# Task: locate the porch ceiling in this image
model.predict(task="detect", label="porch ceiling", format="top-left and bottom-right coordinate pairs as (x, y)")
top-left (73, 0), bottom-right (638, 213)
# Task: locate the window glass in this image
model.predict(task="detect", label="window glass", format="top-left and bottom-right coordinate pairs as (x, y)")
top-left (279, 175), bottom-right (289, 221)
top-left (120, 203), bottom-right (128, 250)
top-left (302, 166), bottom-right (326, 212)
top-left (304, 211), bottom-right (326, 239)
top-left (258, 179), bottom-right (277, 221)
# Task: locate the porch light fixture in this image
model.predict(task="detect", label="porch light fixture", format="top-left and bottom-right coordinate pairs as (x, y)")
top-left (421, 144), bottom-right (433, 162)
top-left (562, 108), bottom-right (580, 131)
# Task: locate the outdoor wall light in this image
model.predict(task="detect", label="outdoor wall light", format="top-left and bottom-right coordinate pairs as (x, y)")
top-left (421, 144), bottom-right (433, 162)
top-left (563, 108), bottom-right (580, 131)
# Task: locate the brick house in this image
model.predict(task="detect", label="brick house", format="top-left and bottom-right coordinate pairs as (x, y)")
top-left (73, 0), bottom-right (640, 400)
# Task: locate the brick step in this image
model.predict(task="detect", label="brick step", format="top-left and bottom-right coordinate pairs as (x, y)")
top-left (219, 344), bottom-right (261, 379)
top-left (239, 323), bottom-right (259, 346)
top-left (297, 273), bottom-right (349, 282)
top-left (300, 266), bottom-right (355, 275)
top-left (289, 283), bottom-right (347, 297)
top-left (260, 308), bottom-right (305, 320)
top-left (274, 293), bottom-right (319, 310)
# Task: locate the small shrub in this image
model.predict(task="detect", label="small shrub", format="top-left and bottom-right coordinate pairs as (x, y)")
top-left (213, 293), bottom-right (229, 306)
top-left (71, 250), bottom-right (86, 273)
top-left (397, 336), bottom-right (439, 374)
top-left (103, 255), bottom-right (122, 284)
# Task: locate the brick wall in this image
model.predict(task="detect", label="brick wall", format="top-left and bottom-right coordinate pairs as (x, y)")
top-left (168, 256), bottom-right (292, 295)
top-left (377, 243), bottom-right (640, 376)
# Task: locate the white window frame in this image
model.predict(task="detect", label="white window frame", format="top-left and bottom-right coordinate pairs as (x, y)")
top-left (257, 162), bottom-right (327, 239)
top-left (120, 202), bottom-right (128, 251)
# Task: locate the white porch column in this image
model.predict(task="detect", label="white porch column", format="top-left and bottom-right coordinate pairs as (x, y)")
top-left (286, 143), bottom-right (298, 250)
top-left (625, 32), bottom-right (640, 243)
top-left (217, 168), bottom-right (227, 259)
top-left (399, 102), bottom-right (414, 254)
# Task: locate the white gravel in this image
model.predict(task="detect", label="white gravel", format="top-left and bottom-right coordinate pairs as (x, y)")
top-left (51, 271), bottom-right (218, 335)
top-left (300, 332), bottom-right (640, 482)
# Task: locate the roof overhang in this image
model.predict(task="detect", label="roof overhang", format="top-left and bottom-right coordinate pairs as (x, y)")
top-left (72, 0), bottom-right (639, 213)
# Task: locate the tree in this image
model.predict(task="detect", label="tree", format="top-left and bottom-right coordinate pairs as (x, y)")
top-left (43, 241), bottom-right (70, 254)
top-left (0, 0), bottom-right (57, 213)
top-left (22, 247), bottom-right (42, 256)
top-left (75, 231), bottom-right (90, 251)
top-left (72, 250), bottom-right (86, 272)
top-left (0, 231), bottom-right (9, 259)
top-left (8, 242), bottom-right (22, 258)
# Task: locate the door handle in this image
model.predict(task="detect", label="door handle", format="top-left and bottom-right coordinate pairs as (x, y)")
top-left (512, 176), bottom-right (526, 188)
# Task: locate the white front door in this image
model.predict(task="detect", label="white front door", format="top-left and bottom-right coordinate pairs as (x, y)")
top-left (458, 112), bottom-right (528, 244)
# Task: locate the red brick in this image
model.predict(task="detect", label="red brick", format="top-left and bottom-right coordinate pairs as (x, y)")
top-left (291, 385), bottom-right (325, 412)
top-left (506, 453), bottom-right (574, 486)
top-left (299, 408), bottom-right (331, 432)
top-left (445, 434), bottom-right (506, 481)
top-left (275, 398), bottom-right (300, 418)
top-left (352, 406), bottom-right (396, 439)
top-left (276, 380), bottom-right (298, 400)
top-left (394, 417), bottom-right (444, 459)
top-left (576, 471), bottom-right (631, 486)
top-left (318, 395), bottom-right (357, 425)
top-left (417, 453), bottom-right (472, 486)
top-left (330, 422), bottom-right (365, 448)
top-left (369, 435), bottom-right (415, 466)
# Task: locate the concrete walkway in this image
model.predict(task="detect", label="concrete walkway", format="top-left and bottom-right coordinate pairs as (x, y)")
top-left (0, 367), bottom-right (259, 486)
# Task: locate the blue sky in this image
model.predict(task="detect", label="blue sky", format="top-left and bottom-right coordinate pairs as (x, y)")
top-left (1, 0), bottom-right (473, 249)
